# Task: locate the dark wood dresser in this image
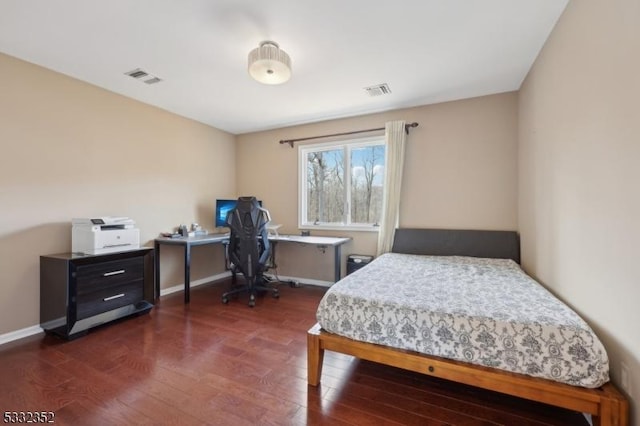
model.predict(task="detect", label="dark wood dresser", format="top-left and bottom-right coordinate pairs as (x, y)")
top-left (40, 248), bottom-right (154, 339)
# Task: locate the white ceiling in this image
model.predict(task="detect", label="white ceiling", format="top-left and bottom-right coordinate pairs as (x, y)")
top-left (0, 0), bottom-right (568, 135)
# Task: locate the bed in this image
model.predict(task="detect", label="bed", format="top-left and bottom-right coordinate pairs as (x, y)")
top-left (307, 228), bottom-right (628, 426)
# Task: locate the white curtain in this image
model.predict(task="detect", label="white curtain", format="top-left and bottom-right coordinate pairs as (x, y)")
top-left (376, 120), bottom-right (407, 256)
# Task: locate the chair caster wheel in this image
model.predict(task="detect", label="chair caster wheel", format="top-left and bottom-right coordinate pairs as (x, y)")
top-left (222, 297), bottom-right (229, 304)
top-left (248, 295), bottom-right (255, 307)
top-left (289, 281), bottom-right (299, 288)
top-left (272, 291), bottom-right (280, 299)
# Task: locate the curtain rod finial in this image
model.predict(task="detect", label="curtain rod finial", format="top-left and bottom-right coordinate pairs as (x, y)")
top-left (404, 122), bottom-right (419, 134)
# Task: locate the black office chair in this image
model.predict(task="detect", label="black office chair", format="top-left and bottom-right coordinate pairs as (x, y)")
top-left (221, 196), bottom-right (279, 307)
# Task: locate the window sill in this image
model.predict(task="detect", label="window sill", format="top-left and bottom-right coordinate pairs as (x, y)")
top-left (299, 225), bottom-right (379, 233)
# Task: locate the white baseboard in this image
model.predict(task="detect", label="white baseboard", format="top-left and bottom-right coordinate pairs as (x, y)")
top-left (273, 275), bottom-right (333, 288)
top-left (159, 271), bottom-right (232, 296)
top-left (0, 272), bottom-right (330, 347)
top-left (0, 325), bottom-right (43, 346)
top-left (159, 272), bottom-right (332, 296)
top-left (0, 273), bottom-right (233, 346)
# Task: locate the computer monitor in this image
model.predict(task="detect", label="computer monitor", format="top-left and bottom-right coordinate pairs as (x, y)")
top-left (215, 198), bottom-right (262, 228)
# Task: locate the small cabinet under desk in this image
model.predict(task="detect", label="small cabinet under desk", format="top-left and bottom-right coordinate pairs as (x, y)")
top-left (40, 248), bottom-right (154, 339)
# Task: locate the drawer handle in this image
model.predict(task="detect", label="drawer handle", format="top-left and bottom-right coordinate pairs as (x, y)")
top-left (103, 270), bottom-right (125, 277)
top-left (103, 293), bottom-right (125, 302)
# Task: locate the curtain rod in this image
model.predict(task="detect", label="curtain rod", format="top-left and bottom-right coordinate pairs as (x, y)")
top-left (279, 122), bottom-right (419, 148)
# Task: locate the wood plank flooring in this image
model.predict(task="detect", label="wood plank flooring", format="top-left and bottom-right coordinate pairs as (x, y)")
top-left (0, 281), bottom-right (589, 425)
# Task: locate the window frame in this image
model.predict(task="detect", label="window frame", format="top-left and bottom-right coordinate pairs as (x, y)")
top-left (298, 136), bottom-right (385, 232)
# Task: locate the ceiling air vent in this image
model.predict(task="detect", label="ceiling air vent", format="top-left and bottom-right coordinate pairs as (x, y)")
top-left (143, 77), bottom-right (162, 85)
top-left (124, 68), bottom-right (163, 85)
top-left (364, 83), bottom-right (391, 97)
top-left (125, 68), bottom-right (149, 79)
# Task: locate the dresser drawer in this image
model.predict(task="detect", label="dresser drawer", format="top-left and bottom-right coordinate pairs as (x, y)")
top-left (75, 257), bottom-right (144, 293)
top-left (76, 281), bottom-right (144, 320)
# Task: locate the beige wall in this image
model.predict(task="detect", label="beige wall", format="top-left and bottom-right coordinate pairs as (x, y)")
top-left (0, 53), bottom-right (235, 335)
top-left (0, 57), bottom-right (518, 333)
top-left (2, 5), bottom-right (635, 419)
top-left (236, 93), bottom-right (518, 281)
top-left (518, 0), bottom-right (639, 422)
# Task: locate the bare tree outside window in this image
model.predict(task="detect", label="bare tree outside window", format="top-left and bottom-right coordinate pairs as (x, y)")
top-left (351, 145), bottom-right (384, 224)
top-left (301, 138), bottom-right (384, 228)
top-left (306, 149), bottom-right (344, 223)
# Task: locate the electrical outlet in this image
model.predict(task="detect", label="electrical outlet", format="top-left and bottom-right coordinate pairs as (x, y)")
top-left (620, 362), bottom-right (631, 396)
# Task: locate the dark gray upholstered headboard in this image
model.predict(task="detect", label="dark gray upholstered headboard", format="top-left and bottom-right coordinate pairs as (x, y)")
top-left (391, 228), bottom-right (521, 264)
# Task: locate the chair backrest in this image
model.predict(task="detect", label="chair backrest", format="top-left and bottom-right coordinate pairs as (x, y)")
top-left (226, 197), bottom-right (271, 279)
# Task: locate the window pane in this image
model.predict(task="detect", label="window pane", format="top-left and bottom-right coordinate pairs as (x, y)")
top-left (350, 145), bottom-right (384, 224)
top-left (306, 149), bottom-right (344, 223)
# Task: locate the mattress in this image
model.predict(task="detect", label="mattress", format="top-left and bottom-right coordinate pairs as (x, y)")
top-left (316, 253), bottom-right (609, 388)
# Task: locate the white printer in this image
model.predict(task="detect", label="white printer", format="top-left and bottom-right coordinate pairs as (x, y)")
top-left (71, 217), bottom-right (140, 255)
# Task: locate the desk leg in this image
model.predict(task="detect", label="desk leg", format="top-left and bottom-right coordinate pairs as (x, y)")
top-left (270, 241), bottom-right (278, 269)
top-left (334, 245), bottom-right (342, 282)
top-left (184, 243), bottom-right (191, 303)
top-left (154, 240), bottom-right (160, 302)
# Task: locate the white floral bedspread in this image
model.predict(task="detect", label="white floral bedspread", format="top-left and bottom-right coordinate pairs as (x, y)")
top-left (316, 253), bottom-right (609, 388)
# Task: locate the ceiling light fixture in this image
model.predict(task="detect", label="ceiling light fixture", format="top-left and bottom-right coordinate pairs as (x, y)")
top-left (248, 40), bottom-right (291, 85)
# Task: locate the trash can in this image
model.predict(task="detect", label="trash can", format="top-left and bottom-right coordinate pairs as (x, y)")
top-left (347, 254), bottom-right (374, 275)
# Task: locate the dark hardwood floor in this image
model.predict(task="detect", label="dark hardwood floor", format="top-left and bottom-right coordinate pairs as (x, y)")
top-left (0, 281), bottom-right (589, 425)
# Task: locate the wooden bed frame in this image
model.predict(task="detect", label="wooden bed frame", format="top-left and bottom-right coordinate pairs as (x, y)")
top-left (307, 229), bottom-right (628, 426)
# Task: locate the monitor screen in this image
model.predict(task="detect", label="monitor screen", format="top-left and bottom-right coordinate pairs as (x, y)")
top-left (215, 198), bottom-right (262, 228)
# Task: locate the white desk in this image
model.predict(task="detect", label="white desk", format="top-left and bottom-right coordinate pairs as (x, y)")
top-left (269, 235), bottom-right (351, 282)
top-left (154, 234), bottom-right (228, 303)
top-left (154, 233), bottom-right (351, 303)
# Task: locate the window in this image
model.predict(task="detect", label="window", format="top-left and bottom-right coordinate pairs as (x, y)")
top-left (299, 136), bottom-right (385, 230)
